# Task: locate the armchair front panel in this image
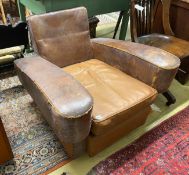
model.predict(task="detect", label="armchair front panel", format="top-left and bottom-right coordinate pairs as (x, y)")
top-left (28, 7), bottom-right (93, 67)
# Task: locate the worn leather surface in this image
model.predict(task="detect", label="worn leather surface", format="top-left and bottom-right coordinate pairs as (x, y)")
top-left (16, 7), bottom-right (180, 157)
top-left (180, 0), bottom-right (189, 2)
top-left (91, 38), bottom-right (180, 93)
top-left (28, 7), bottom-right (93, 68)
top-left (138, 33), bottom-right (189, 59)
top-left (64, 59), bottom-right (157, 135)
top-left (15, 56), bottom-right (93, 144)
top-left (87, 106), bottom-right (151, 156)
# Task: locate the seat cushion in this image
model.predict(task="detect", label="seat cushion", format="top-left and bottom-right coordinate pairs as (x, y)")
top-left (138, 33), bottom-right (189, 59)
top-left (63, 59), bottom-right (157, 135)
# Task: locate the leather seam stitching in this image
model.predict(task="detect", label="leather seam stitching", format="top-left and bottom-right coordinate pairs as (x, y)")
top-left (93, 91), bottom-right (156, 123)
top-left (17, 61), bottom-right (93, 119)
top-left (93, 41), bottom-right (180, 70)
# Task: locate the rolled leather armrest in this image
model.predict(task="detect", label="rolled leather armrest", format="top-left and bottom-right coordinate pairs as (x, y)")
top-left (91, 38), bottom-right (180, 93)
top-left (14, 56), bottom-right (93, 144)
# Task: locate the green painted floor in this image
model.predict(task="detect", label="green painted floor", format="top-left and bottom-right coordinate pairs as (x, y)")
top-left (50, 21), bottom-right (189, 175)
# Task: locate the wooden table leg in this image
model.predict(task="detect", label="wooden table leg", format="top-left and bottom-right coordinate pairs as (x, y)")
top-left (17, 0), bottom-right (130, 39)
top-left (17, 0), bottom-right (26, 21)
top-left (113, 11), bottom-right (124, 39)
top-left (119, 10), bottom-right (129, 40)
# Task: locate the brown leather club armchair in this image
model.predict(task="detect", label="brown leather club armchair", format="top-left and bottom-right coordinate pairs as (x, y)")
top-left (14, 7), bottom-right (180, 157)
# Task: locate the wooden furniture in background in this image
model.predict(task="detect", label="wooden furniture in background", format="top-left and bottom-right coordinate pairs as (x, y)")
top-left (17, 0), bottom-right (130, 40)
top-left (130, 0), bottom-right (176, 106)
top-left (89, 16), bottom-right (99, 38)
top-left (0, 0), bottom-right (7, 24)
top-left (130, 0), bottom-right (189, 87)
top-left (153, 0), bottom-right (189, 41)
top-left (0, 22), bottom-right (28, 73)
top-left (170, 0), bottom-right (189, 41)
top-left (0, 117), bottom-right (13, 164)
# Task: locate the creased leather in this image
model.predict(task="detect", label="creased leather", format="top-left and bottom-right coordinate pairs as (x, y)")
top-left (91, 38), bottom-right (180, 93)
top-left (15, 7), bottom-right (180, 157)
top-left (15, 56), bottom-right (93, 143)
top-left (64, 59), bottom-right (157, 135)
top-left (28, 7), bottom-right (93, 68)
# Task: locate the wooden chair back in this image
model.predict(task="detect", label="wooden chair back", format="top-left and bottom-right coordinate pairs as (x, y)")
top-left (130, 0), bottom-right (174, 42)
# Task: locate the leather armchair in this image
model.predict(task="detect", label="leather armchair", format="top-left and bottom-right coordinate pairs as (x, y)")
top-left (15, 7), bottom-right (180, 157)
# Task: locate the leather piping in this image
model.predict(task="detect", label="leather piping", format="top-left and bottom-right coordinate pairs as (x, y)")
top-left (93, 89), bottom-right (156, 123)
top-left (93, 41), bottom-right (180, 70)
top-left (19, 68), bottom-right (93, 119)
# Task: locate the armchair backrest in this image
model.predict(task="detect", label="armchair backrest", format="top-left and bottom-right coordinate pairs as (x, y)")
top-left (28, 7), bottom-right (93, 67)
top-left (131, 0), bottom-right (174, 42)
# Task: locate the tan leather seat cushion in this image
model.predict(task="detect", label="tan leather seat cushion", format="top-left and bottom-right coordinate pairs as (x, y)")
top-left (63, 59), bottom-right (157, 135)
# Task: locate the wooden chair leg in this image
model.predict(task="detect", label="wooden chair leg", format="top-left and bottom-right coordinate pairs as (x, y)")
top-left (113, 11), bottom-right (124, 39)
top-left (162, 90), bottom-right (176, 106)
top-left (175, 69), bottom-right (189, 85)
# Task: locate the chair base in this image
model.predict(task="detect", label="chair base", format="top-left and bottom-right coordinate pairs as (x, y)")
top-left (61, 140), bottom-right (86, 158)
top-left (61, 106), bottom-right (151, 158)
top-left (162, 90), bottom-right (176, 106)
top-left (87, 106), bottom-right (151, 156)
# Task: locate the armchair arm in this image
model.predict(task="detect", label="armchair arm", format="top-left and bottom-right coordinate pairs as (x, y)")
top-left (91, 38), bottom-right (180, 93)
top-left (14, 56), bottom-right (93, 144)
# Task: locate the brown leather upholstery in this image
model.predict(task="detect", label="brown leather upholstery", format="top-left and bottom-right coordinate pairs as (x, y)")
top-left (28, 7), bottom-right (93, 67)
top-left (87, 106), bottom-right (151, 156)
top-left (138, 34), bottom-right (189, 59)
top-left (138, 34), bottom-right (189, 84)
top-left (91, 38), bottom-right (180, 93)
top-left (64, 59), bottom-right (157, 136)
top-left (15, 56), bottom-right (93, 144)
top-left (15, 7), bottom-right (180, 157)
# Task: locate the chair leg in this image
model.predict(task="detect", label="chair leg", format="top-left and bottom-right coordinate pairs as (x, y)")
top-left (162, 90), bottom-right (176, 106)
top-left (113, 11), bottom-right (124, 39)
top-left (175, 69), bottom-right (189, 85)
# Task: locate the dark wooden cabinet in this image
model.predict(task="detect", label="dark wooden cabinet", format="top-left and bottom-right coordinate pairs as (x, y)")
top-left (0, 118), bottom-right (13, 165)
top-left (170, 0), bottom-right (189, 41)
top-left (153, 0), bottom-right (189, 41)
